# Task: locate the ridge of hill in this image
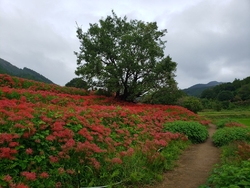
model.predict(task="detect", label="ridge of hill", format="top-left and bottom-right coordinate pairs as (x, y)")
top-left (0, 58), bottom-right (53, 84)
top-left (183, 81), bottom-right (223, 97)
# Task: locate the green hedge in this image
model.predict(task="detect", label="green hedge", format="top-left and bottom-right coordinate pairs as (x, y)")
top-left (203, 161), bottom-right (250, 187)
top-left (163, 121), bottom-right (208, 144)
top-left (212, 127), bottom-right (250, 147)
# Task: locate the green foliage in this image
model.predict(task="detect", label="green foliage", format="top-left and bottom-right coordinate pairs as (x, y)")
top-left (201, 98), bottom-right (216, 109)
top-left (215, 118), bottom-right (236, 129)
top-left (217, 90), bottom-right (234, 101)
top-left (201, 141), bottom-right (250, 188)
top-left (177, 96), bottom-right (203, 113)
top-left (123, 140), bottom-right (190, 186)
top-left (201, 88), bottom-right (217, 99)
top-left (238, 84), bottom-right (250, 100)
top-left (205, 161), bottom-right (250, 187)
top-left (212, 127), bottom-right (250, 147)
top-left (141, 87), bottom-right (185, 105)
top-left (163, 121), bottom-right (208, 143)
top-left (220, 142), bottom-right (240, 164)
top-left (235, 118), bottom-right (250, 126)
top-left (65, 77), bottom-right (89, 89)
top-left (94, 88), bottom-right (113, 97)
top-left (74, 10), bottom-right (177, 101)
top-left (201, 77), bottom-right (250, 109)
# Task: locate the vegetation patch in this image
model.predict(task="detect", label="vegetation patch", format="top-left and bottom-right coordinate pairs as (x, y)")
top-left (235, 118), bottom-right (250, 126)
top-left (212, 127), bottom-right (250, 147)
top-left (201, 161), bottom-right (250, 187)
top-left (215, 118), bottom-right (246, 129)
top-left (0, 74), bottom-right (206, 187)
top-left (163, 121), bottom-right (209, 144)
top-left (200, 141), bottom-right (250, 188)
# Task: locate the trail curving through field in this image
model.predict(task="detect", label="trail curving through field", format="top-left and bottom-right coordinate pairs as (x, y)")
top-left (144, 124), bottom-right (221, 188)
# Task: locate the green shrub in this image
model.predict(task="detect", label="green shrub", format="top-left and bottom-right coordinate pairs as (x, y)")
top-left (163, 121), bottom-right (208, 144)
top-left (220, 142), bottom-right (240, 164)
top-left (216, 118), bottom-right (236, 129)
top-left (177, 96), bottom-right (203, 113)
top-left (201, 141), bottom-right (250, 188)
top-left (205, 161), bottom-right (250, 187)
top-left (212, 127), bottom-right (250, 147)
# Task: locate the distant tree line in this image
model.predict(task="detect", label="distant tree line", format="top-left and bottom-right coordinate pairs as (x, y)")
top-left (200, 76), bottom-right (250, 110)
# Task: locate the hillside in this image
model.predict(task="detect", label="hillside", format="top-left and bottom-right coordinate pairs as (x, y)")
top-left (183, 81), bottom-right (223, 97)
top-left (0, 74), bottom-right (209, 187)
top-left (0, 58), bottom-right (53, 84)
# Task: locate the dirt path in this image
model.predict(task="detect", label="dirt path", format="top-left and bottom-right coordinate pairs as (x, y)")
top-left (144, 124), bottom-right (221, 188)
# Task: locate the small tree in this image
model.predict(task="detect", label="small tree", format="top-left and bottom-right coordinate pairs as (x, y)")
top-left (238, 84), bottom-right (250, 100)
top-left (65, 77), bottom-right (88, 89)
top-left (74, 11), bottom-right (177, 101)
top-left (200, 88), bottom-right (216, 99)
top-left (177, 96), bottom-right (203, 113)
top-left (217, 90), bottom-right (234, 101)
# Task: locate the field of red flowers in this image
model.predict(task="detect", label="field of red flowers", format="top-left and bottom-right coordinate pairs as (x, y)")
top-left (0, 74), bottom-right (210, 188)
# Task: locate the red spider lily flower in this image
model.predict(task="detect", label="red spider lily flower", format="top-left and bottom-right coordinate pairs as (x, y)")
top-left (3, 174), bottom-right (12, 182)
top-left (46, 135), bottom-right (56, 141)
top-left (51, 121), bottom-right (65, 131)
top-left (89, 157), bottom-right (100, 170)
top-left (8, 142), bottom-right (19, 148)
top-left (0, 133), bottom-right (19, 144)
top-left (63, 138), bottom-right (75, 149)
top-left (49, 156), bottom-right (59, 163)
top-left (55, 182), bottom-right (62, 188)
top-left (78, 128), bottom-right (93, 141)
top-left (25, 148), bottom-right (33, 155)
top-left (14, 123), bottom-right (26, 129)
top-left (16, 183), bottom-right (29, 188)
top-left (66, 169), bottom-right (75, 175)
top-left (76, 141), bottom-right (106, 153)
top-left (0, 147), bottom-right (17, 159)
top-left (22, 128), bottom-right (36, 139)
top-left (111, 157), bottom-right (123, 164)
top-left (58, 167), bottom-right (65, 174)
top-left (39, 172), bottom-right (49, 179)
top-left (127, 147), bottom-right (134, 156)
top-left (21, 171), bottom-right (36, 181)
top-left (53, 128), bottom-right (74, 139)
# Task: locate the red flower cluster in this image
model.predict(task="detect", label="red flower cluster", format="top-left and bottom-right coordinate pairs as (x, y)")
top-left (0, 74), bottom-right (210, 187)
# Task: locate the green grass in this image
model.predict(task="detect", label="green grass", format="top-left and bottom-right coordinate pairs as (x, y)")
top-left (234, 118), bottom-right (250, 126)
top-left (199, 109), bottom-right (250, 121)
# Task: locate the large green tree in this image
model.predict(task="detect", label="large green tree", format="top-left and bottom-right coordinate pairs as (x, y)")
top-left (74, 11), bottom-right (177, 101)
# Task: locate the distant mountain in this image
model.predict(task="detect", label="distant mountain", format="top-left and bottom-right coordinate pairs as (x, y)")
top-left (0, 58), bottom-right (53, 84)
top-left (183, 81), bottom-right (223, 97)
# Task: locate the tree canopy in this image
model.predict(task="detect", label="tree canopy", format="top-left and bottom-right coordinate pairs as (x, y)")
top-left (65, 77), bottom-right (88, 89)
top-left (201, 76), bottom-right (250, 102)
top-left (74, 11), bottom-right (177, 101)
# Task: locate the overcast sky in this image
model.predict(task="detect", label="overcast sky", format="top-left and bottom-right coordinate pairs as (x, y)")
top-left (1, 0), bottom-right (249, 89)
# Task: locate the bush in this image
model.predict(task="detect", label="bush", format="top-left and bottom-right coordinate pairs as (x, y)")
top-left (215, 118), bottom-right (246, 129)
top-left (163, 121), bottom-right (208, 144)
top-left (177, 96), bottom-right (203, 113)
top-left (212, 127), bottom-right (250, 147)
top-left (215, 118), bottom-right (235, 129)
top-left (205, 161), bottom-right (250, 187)
top-left (201, 141), bottom-right (250, 188)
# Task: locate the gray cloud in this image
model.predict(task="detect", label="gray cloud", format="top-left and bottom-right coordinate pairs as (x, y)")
top-left (0, 0), bottom-right (249, 88)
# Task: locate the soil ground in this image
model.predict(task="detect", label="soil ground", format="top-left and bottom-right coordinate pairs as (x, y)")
top-left (143, 124), bottom-right (221, 188)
